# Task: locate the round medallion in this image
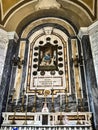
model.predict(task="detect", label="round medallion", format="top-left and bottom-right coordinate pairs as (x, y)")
top-left (46, 37), bottom-right (51, 41)
top-left (50, 71), bottom-right (55, 75)
top-left (58, 51), bottom-right (62, 55)
top-left (34, 52), bottom-right (38, 56)
top-left (58, 57), bottom-right (63, 61)
top-left (33, 71), bottom-right (37, 75)
top-left (40, 71), bottom-right (45, 75)
top-left (58, 46), bottom-right (62, 49)
top-left (44, 89), bottom-right (51, 96)
top-left (58, 70), bottom-right (63, 75)
top-left (34, 47), bottom-right (39, 50)
top-left (58, 63), bottom-right (63, 67)
top-left (34, 58), bottom-right (38, 62)
top-left (39, 41), bottom-right (44, 44)
top-left (53, 40), bottom-right (58, 44)
top-left (33, 64), bottom-right (38, 68)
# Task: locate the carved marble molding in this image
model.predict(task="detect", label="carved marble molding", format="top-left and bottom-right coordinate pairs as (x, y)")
top-left (78, 21), bottom-right (98, 38)
top-left (78, 27), bottom-right (88, 39)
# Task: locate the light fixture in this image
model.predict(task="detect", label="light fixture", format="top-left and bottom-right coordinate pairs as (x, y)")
top-left (12, 55), bottom-right (25, 69)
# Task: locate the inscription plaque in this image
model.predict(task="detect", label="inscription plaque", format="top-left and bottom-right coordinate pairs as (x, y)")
top-left (33, 77), bottom-right (62, 87)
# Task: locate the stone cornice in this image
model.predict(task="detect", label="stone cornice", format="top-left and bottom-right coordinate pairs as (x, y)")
top-left (88, 21), bottom-right (98, 35)
top-left (78, 20), bottom-right (98, 38)
top-left (7, 31), bottom-right (19, 42)
top-left (78, 27), bottom-right (88, 39)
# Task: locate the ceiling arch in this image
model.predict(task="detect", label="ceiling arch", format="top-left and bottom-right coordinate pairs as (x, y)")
top-left (0, 0), bottom-right (97, 34)
top-left (0, 0), bottom-right (97, 22)
top-left (20, 17), bottom-right (76, 39)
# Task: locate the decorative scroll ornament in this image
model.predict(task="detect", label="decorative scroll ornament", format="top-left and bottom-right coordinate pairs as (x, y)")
top-left (44, 89), bottom-right (51, 96)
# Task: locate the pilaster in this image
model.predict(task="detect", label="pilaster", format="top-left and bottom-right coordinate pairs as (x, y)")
top-left (0, 29), bottom-right (8, 85)
top-left (0, 30), bottom-right (19, 115)
top-left (78, 21), bottom-right (98, 86)
top-left (78, 21), bottom-right (98, 129)
top-left (88, 21), bottom-right (98, 86)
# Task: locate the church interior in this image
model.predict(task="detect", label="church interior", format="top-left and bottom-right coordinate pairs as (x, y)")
top-left (0, 0), bottom-right (98, 130)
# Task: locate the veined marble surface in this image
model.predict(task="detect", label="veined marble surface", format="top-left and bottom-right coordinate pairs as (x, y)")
top-left (0, 29), bottom-right (8, 84)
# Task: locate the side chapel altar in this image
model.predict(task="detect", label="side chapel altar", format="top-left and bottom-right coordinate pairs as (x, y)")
top-left (1, 27), bottom-right (93, 130)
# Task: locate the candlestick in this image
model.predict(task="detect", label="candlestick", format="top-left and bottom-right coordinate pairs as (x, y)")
top-left (23, 94), bottom-right (28, 125)
top-left (16, 98), bottom-right (18, 106)
top-left (21, 89), bottom-right (25, 112)
top-left (65, 89), bottom-right (69, 112)
top-left (11, 111), bottom-right (16, 124)
top-left (79, 87), bottom-right (84, 111)
top-left (11, 98), bottom-right (17, 124)
top-left (76, 98), bottom-right (81, 125)
top-left (78, 87), bottom-right (81, 99)
top-left (51, 74), bottom-right (55, 112)
top-left (51, 88), bottom-right (55, 112)
top-left (11, 88), bottom-right (15, 103)
top-left (32, 89), bottom-right (36, 112)
top-left (26, 94), bottom-right (28, 106)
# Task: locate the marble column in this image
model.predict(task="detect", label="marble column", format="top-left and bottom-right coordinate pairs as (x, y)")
top-left (0, 30), bottom-right (19, 114)
top-left (78, 23), bottom-right (98, 129)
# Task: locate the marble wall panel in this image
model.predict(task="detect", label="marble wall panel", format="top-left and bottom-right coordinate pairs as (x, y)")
top-left (90, 31), bottom-right (98, 85)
